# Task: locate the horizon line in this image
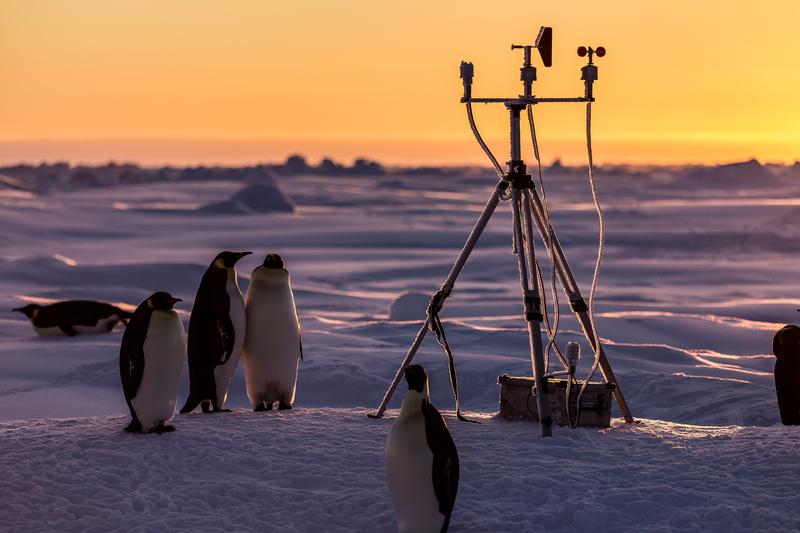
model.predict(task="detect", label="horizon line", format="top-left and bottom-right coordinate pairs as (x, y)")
top-left (0, 137), bottom-right (797, 167)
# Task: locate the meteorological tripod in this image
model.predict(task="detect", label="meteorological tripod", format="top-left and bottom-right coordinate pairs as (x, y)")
top-left (368, 27), bottom-right (633, 436)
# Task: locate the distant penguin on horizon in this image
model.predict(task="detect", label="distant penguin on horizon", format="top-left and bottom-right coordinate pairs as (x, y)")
top-left (120, 291), bottom-right (185, 434)
top-left (242, 253), bottom-right (303, 411)
top-left (772, 324), bottom-right (800, 425)
top-left (180, 251), bottom-right (251, 414)
top-left (13, 300), bottom-right (132, 337)
top-left (385, 364), bottom-right (459, 533)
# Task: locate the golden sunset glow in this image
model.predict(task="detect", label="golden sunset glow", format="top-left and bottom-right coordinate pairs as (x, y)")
top-left (1, 0), bottom-right (798, 165)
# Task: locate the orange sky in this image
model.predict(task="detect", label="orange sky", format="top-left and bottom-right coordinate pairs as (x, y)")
top-left (1, 1), bottom-right (798, 166)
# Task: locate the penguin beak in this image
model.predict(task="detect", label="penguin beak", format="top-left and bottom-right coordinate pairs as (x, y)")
top-left (234, 251), bottom-right (253, 263)
top-left (11, 307), bottom-right (22, 313)
top-left (169, 297), bottom-right (182, 306)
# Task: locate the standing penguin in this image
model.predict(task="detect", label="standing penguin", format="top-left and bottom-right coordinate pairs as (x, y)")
top-left (385, 364), bottom-right (459, 533)
top-left (242, 253), bottom-right (303, 411)
top-left (180, 251), bottom-right (251, 414)
top-left (119, 291), bottom-right (185, 434)
top-left (772, 324), bottom-right (800, 425)
top-left (13, 300), bottom-right (132, 337)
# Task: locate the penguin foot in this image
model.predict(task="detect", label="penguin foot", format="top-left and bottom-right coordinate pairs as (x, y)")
top-left (278, 402), bottom-right (293, 411)
top-left (154, 423), bottom-right (176, 434)
top-left (201, 401), bottom-right (212, 414)
top-left (218, 408), bottom-right (233, 413)
top-left (254, 402), bottom-right (273, 412)
top-left (123, 419), bottom-right (142, 433)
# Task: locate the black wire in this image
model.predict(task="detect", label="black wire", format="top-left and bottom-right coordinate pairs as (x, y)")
top-left (428, 306), bottom-right (478, 424)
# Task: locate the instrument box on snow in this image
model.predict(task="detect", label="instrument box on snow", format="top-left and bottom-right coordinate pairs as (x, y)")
top-left (497, 374), bottom-right (615, 428)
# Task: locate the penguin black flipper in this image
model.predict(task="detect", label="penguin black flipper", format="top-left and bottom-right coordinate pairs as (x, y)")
top-left (59, 324), bottom-right (78, 337)
top-left (217, 314), bottom-right (235, 365)
top-left (299, 336), bottom-right (304, 362)
top-left (119, 306), bottom-right (150, 422)
top-left (421, 398), bottom-right (459, 532)
top-left (113, 307), bottom-right (133, 325)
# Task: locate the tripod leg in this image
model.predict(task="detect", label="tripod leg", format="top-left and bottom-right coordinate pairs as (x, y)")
top-left (527, 188), bottom-right (634, 423)
top-left (368, 181), bottom-right (507, 419)
top-left (511, 188), bottom-right (552, 437)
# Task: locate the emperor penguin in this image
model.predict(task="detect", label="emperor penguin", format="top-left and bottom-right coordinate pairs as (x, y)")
top-left (119, 291), bottom-right (185, 434)
top-left (180, 251), bottom-right (251, 414)
top-left (385, 364), bottom-right (459, 533)
top-left (773, 324), bottom-right (800, 425)
top-left (13, 300), bottom-right (132, 337)
top-left (242, 253), bottom-right (303, 411)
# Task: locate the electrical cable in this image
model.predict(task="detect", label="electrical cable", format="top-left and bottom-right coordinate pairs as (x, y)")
top-left (573, 100), bottom-right (605, 426)
top-left (466, 102), bottom-right (505, 180)
top-left (427, 291), bottom-right (479, 423)
top-left (526, 105), bottom-right (566, 372)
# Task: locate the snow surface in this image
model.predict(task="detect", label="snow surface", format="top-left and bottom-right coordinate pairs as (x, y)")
top-left (2, 409), bottom-right (799, 533)
top-left (2, 164), bottom-right (799, 531)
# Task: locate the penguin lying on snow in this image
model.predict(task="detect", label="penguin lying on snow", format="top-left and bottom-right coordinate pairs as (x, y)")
top-left (13, 300), bottom-right (132, 336)
top-left (386, 364), bottom-right (459, 533)
top-left (120, 291), bottom-right (185, 434)
top-left (180, 251), bottom-right (251, 414)
top-left (773, 324), bottom-right (800, 425)
top-left (243, 253), bottom-right (303, 411)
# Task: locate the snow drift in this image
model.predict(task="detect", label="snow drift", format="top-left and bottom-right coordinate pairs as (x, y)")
top-left (388, 292), bottom-right (431, 321)
top-left (199, 182), bottom-right (295, 214)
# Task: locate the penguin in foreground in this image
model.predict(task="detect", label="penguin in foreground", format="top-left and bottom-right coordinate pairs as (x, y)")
top-left (13, 300), bottom-right (132, 337)
top-left (385, 364), bottom-right (459, 533)
top-left (180, 251), bottom-right (251, 414)
top-left (120, 291), bottom-right (185, 434)
top-left (242, 253), bottom-right (303, 411)
top-left (772, 324), bottom-right (800, 425)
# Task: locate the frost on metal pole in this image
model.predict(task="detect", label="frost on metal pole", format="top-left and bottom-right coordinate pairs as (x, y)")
top-left (369, 26), bottom-right (633, 436)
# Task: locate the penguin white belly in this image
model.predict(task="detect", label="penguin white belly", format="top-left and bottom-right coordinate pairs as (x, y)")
top-left (386, 414), bottom-right (444, 533)
top-left (243, 286), bottom-right (301, 405)
top-left (32, 326), bottom-right (64, 337)
top-left (131, 310), bottom-right (185, 431)
top-left (213, 279), bottom-right (246, 407)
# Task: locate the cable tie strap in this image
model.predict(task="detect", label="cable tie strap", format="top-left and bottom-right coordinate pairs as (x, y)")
top-left (524, 295), bottom-right (543, 322)
top-left (569, 297), bottom-right (588, 313)
top-left (426, 286), bottom-right (451, 318)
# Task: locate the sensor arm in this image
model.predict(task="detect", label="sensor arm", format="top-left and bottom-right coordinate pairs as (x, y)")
top-left (460, 40), bottom-right (605, 105)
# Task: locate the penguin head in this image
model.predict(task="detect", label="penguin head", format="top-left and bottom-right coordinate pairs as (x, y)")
top-left (147, 291), bottom-right (182, 311)
top-left (12, 304), bottom-right (41, 319)
top-left (403, 364), bottom-right (428, 393)
top-left (262, 254), bottom-right (284, 269)
top-left (214, 251), bottom-right (252, 268)
top-left (774, 324), bottom-right (800, 360)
